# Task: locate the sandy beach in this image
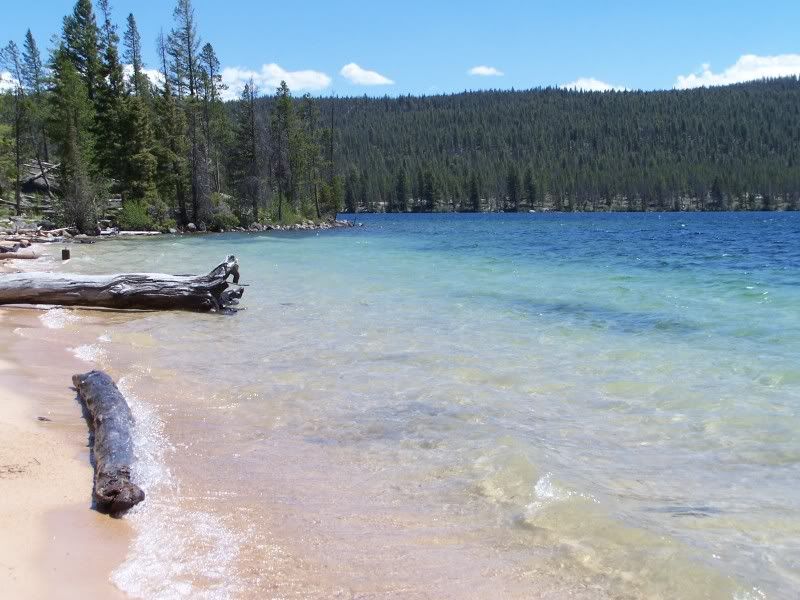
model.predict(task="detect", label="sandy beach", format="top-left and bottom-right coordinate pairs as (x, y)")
top-left (0, 249), bottom-right (131, 600)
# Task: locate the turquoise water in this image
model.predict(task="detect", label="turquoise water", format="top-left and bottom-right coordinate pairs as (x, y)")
top-left (53, 213), bottom-right (800, 598)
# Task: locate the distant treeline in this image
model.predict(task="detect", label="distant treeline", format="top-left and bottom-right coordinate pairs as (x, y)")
top-left (248, 78), bottom-right (800, 213)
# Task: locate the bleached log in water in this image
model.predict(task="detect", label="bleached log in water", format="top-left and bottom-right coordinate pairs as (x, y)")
top-left (0, 254), bottom-right (243, 312)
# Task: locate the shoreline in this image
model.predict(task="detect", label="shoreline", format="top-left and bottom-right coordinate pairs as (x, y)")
top-left (0, 304), bottom-right (131, 598)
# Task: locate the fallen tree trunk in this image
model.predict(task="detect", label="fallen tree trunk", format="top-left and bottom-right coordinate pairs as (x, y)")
top-left (0, 254), bottom-right (243, 312)
top-left (73, 370), bottom-right (145, 515)
top-left (0, 248), bottom-right (39, 260)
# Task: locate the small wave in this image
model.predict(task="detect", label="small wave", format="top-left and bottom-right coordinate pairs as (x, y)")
top-left (525, 473), bottom-right (599, 517)
top-left (111, 507), bottom-right (239, 600)
top-left (70, 343), bottom-right (106, 363)
top-left (39, 308), bottom-right (81, 329)
top-left (111, 377), bottom-right (240, 599)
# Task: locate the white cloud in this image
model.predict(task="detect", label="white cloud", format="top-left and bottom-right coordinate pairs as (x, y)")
top-left (0, 70), bottom-right (19, 92)
top-left (340, 63), bottom-right (394, 86)
top-left (122, 64), bottom-right (165, 87)
top-left (468, 65), bottom-right (504, 77)
top-left (674, 54), bottom-right (800, 89)
top-left (560, 77), bottom-right (626, 92)
top-left (221, 64), bottom-right (331, 100)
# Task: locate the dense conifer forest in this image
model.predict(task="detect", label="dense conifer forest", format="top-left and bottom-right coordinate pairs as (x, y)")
top-left (2, 0), bottom-right (799, 234)
top-left (303, 79), bottom-right (800, 212)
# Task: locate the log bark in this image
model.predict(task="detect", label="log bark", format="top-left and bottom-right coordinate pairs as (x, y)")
top-left (72, 370), bottom-right (145, 515)
top-left (0, 254), bottom-right (243, 312)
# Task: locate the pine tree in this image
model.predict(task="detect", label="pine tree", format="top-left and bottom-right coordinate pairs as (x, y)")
top-left (330, 175), bottom-right (344, 215)
top-left (21, 30), bottom-right (50, 163)
top-left (506, 166), bottom-right (520, 211)
top-left (168, 0), bottom-right (209, 224)
top-left (49, 46), bottom-right (96, 232)
top-left (123, 14), bottom-right (148, 99)
top-left (94, 0), bottom-right (125, 181)
top-left (394, 168), bottom-right (408, 212)
top-left (151, 31), bottom-right (186, 225)
top-left (231, 80), bottom-right (261, 223)
top-left (62, 0), bottom-right (101, 101)
top-left (469, 173), bottom-right (480, 212)
top-left (269, 80), bottom-right (294, 221)
top-left (199, 42), bottom-right (227, 193)
top-left (299, 94), bottom-right (322, 218)
top-left (120, 94), bottom-right (158, 204)
top-left (422, 169), bottom-right (436, 212)
top-left (0, 41), bottom-right (27, 213)
top-left (523, 167), bottom-right (536, 210)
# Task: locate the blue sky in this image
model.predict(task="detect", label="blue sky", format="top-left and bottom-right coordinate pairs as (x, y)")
top-left (2, 0), bottom-right (800, 98)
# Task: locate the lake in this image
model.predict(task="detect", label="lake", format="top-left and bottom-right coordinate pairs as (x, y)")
top-left (50, 212), bottom-right (800, 599)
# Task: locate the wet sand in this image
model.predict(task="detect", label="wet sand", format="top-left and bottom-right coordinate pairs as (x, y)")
top-left (0, 303), bottom-right (131, 599)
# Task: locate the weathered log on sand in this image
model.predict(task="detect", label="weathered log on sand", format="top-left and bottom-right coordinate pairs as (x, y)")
top-left (0, 248), bottom-right (39, 260)
top-left (0, 254), bottom-right (243, 312)
top-left (73, 370), bottom-right (145, 515)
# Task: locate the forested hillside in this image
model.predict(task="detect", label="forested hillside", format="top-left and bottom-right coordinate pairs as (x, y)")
top-left (291, 79), bottom-right (800, 212)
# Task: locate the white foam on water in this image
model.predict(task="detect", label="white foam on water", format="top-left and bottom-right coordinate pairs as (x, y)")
top-left (525, 472), bottom-right (571, 515)
top-left (111, 376), bottom-right (240, 600)
top-left (525, 472), bottom-right (598, 516)
top-left (39, 307), bottom-right (81, 329)
top-left (70, 343), bottom-right (106, 363)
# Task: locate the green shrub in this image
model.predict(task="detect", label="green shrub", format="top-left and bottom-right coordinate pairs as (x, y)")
top-left (209, 202), bottom-right (240, 232)
top-left (118, 199), bottom-right (154, 231)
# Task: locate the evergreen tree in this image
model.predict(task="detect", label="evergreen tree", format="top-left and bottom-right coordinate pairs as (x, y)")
top-left (49, 46), bottom-right (96, 232)
top-left (269, 80), bottom-right (294, 220)
top-left (154, 30), bottom-right (188, 225)
top-left (168, 0), bottom-right (209, 224)
top-left (94, 0), bottom-right (125, 181)
top-left (0, 41), bottom-right (27, 213)
top-left (123, 14), bottom-right (148, 98)
top-left (506, 166), bottom-right (520, 211)
top-left (710, 177), bottom-right (724, 210)
top-left (199, 42), bottom-right (227, 193)
top-left (62, 0), bottom-right (101, 101)
top-left (523, 167), bottom-right (536, 210)
top-left (21, 30), bottom-right (50, 163)
top-left (299, 93), bottom-right (323, 218)
top-left (422, 169), bottom-right (436, 211)
top-left (469, 173), bottom-right (480, 212)
top-left (344, 169), bottom-right (357, 213)
top-left (120, 94), bottom-right (159, 204)
top-left (394, 168), bottom-right (408, 212)
top-left (330, 175), bottom-right (344, 215)
top-left (231, 80), bottom-right (261, 223)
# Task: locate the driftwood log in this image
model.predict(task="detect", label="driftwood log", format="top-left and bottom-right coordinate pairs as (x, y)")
top-left (73, 370), bottom-right (145, 515)
top-left (0, 254), bottom-right (243, 312)
top-left (0, 248), bottom-right (39, 260)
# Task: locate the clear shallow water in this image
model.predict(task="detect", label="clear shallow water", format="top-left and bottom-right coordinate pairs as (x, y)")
top-left (51, 213), bottom-right (800, 598)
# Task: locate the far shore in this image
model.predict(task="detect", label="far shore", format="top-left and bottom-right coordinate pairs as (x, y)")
top-left (0, 264), bottom-right (131, 598)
